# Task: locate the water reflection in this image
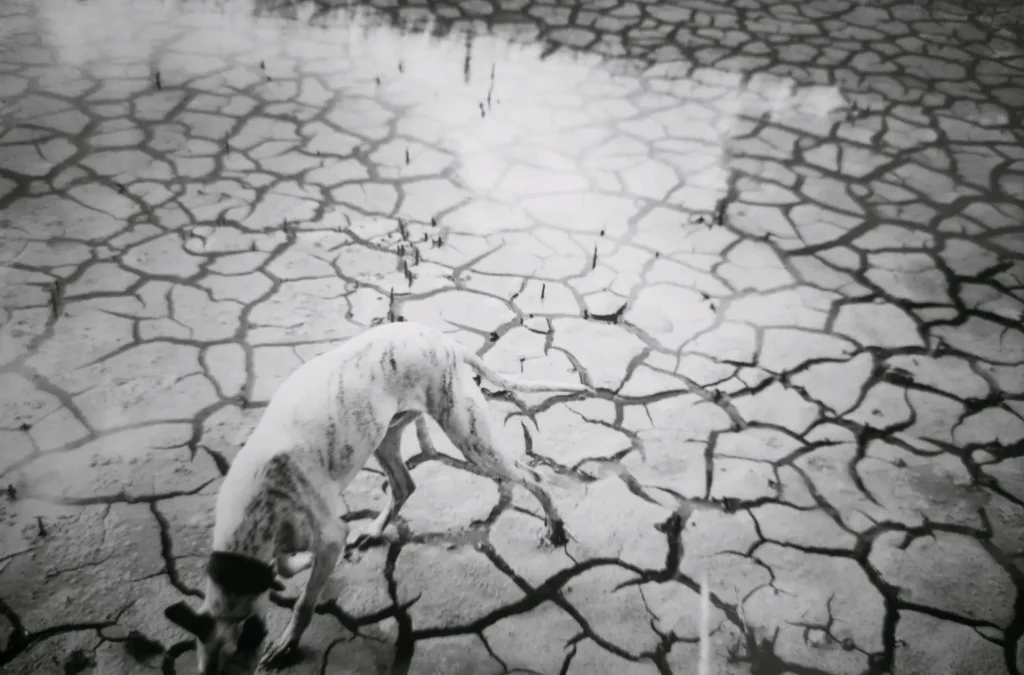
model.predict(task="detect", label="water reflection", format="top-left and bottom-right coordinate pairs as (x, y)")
top-left (13, 0), bottom-right (848, 247)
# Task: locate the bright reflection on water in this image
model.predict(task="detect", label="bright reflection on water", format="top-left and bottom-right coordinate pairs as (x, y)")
top-left (9, 0), bottom-right (847, 246)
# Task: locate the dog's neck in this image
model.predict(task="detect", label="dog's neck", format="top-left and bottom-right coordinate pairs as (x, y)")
top-left (205, 509), bottom-right (280, 616)
top-left (211, 455), bottom-right (290, 564)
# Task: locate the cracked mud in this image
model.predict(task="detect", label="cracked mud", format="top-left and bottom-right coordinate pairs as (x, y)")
top-left (1, 0), bottom-right (1023, 672)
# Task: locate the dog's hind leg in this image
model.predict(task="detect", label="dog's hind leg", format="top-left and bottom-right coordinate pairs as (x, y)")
top-left (414, 413), bottom-right (441, 456)
top-left (432, 369), bottom-right (568, 547)
top-left (346, 412), bottom-right (419, 550)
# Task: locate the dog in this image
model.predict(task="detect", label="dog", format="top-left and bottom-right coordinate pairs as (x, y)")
top-left (163, 321), bottom-right (593, 674)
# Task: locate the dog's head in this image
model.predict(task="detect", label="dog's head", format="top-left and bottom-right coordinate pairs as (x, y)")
top-left (164, 551), bottom-right (283, 674)
top-left (164, 601), bottom-right (266, 675)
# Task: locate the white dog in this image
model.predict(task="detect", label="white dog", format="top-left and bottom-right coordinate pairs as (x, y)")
top-left (164, 321), bottom-right (592, 673)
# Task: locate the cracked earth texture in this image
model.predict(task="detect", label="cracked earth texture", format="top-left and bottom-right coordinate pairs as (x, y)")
top-left (1, 0), bottom-right (1023, 672)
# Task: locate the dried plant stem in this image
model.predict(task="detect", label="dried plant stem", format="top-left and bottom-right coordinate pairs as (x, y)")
top-left (734, 586), bottom-right (748, 635)
top-left (699, 571), bottom-right (711, 675)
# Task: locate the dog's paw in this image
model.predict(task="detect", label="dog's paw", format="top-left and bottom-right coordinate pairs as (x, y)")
top-left (261, 637), bottom-right (301, 670)
top-left (542, 522), bottom-right (569, 548)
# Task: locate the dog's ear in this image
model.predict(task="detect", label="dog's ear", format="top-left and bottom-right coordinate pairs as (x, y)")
top-left (164, 602), bottom-right (213, 640)
top-left (237, 615), bottom-right (267, 651)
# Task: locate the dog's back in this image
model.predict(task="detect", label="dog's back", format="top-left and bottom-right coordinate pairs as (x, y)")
top-left (224, 322), bottom-right (457, 488)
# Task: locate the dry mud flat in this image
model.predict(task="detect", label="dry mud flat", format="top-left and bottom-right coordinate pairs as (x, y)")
top-left (1, 0), bottom-right (1023, 672)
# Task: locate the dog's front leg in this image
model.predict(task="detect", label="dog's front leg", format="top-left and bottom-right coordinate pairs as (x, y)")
top-left (262, 538), bottom-right (343, 669)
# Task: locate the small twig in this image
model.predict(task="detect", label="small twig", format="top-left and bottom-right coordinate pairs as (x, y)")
top-left (486, 63), bottom-right (495, 110)
top-left (49, 280), bottom-right (63, 319)
top-left (714, 199), bottom-right (727, 226)
top-left (699, 571), bottom-right (711, 675)
top-left (734, 586), bottom-right (748, 635)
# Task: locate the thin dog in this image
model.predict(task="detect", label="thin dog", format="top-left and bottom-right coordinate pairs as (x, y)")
top-left (164, 321), bottom-right (592, 674)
